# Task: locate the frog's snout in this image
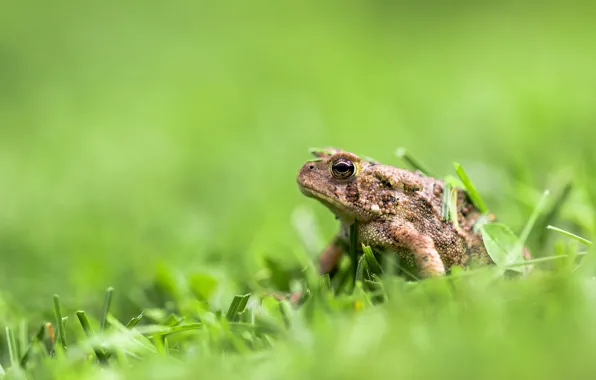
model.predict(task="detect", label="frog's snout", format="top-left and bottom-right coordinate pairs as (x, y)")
top-left (297, 163), bottom-right (313, 188)
top-left (297, 161), bottom-right (324, 196)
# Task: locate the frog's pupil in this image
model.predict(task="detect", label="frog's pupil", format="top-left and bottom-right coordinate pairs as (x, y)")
top-left (335, 162), bottom-right (350, 172)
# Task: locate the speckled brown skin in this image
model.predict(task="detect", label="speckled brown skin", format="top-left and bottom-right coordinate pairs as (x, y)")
top-left (297, 148), bottom-right (494, 279)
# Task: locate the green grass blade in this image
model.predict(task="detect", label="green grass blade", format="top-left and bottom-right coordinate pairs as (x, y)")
top-left (349, 222), bottom-right (358, 288)
top-left (308, 147), bottom-right (336, 157)
top-left (454, 162), bottom-right (488, 213)
top-left (535, 181), bottom-right (573, 247)
top-left (278, 299), bottom-right (294, 329)
top-left (225, 294), bottom-right (251, 322)
top-left (52, 294), bottom-right (67, 351)
top-left (100, 287), bottom-right (114, 332)
top-left (126, 312), bottom-right (144, 329)
top-left (163, 337), bottom-right (169, 355)
top-left (332, 260), bottom-right (354, 296)
top-left (395, 147), bottom-right (435, 177)
top-left (319, 274), bottom-right (332, 293)
top-left (152, 335), bottom-right (166, 354)
top-left (449, 187), bottom-right (460, 230)
top-left (547, 225), bottom-right (592, 246)
top-left (76, 310), bottom-right (110, 364)
top-left (136, 323), bottom-right (204, 336)
top-left (355, 254), bottom-right (369, 283)
top-left (76, 311), bottom-right (94, 337)
top-left (441, 181), bottom-right (453, 221)
top-left (362, 245), bottom-right (382, 274)
top-left (105, 314), bottom-right (156, 354)
top-left (254, 315), bottom-right (286, 337)
top-left (162, 314), bottom-right (184, 327)
top-left (19, 323), bottom-right (47, 367)
top-left (506, 251), bottom-right (589, 267)
top-left (5, 327), bottom-right (18, 368)
top-left (519, 190), bottom-right (550, 246)
top-left (17, 320), bottom-right (27, 360)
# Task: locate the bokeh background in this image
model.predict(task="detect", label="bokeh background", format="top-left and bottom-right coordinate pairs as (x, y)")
top-left (1, 1), bottom-right (595, 312)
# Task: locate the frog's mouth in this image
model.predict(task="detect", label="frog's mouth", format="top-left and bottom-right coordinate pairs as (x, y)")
top-left (299, 184), bottom-right (336, 205)
top-left (298, 184), bottom-right (355, 222)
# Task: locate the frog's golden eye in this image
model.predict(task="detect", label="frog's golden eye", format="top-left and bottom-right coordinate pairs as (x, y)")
top-left (331, 158), bottom-right (356, 180)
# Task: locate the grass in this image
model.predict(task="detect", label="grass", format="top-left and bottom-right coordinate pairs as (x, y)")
top-left (2, 1), bottom-right (596, 379)
top-left (4, 246), bottom-right (596, 379)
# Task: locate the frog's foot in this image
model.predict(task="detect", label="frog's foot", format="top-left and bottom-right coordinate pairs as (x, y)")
top-left (263, 290), bottom-right (304, 306)
top-left (318, 235), bottom-right (344, 274)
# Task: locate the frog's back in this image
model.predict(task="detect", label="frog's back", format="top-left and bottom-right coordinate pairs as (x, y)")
top-left (391, 170), bottom-right (493, 269)
top-left (423, 176), bottom-right (492, 268)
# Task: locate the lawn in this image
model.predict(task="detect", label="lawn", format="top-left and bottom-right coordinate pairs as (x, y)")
top-left (1, 1), bottom-right (595, 379)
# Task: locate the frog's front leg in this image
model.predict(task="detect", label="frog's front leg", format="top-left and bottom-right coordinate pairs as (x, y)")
top-left (390, 223), bottom-right (445, 278)
top-left (267, 236), bottom-right (344, 305)
top-left (318, 235), bottom-right (344, 274)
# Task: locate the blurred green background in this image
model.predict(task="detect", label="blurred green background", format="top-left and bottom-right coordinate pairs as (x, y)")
top-left (1, 1), bottom-right (595, 311)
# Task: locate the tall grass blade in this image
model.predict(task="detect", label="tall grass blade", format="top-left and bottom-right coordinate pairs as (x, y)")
top-left (76, 310), bottom-right (109, 364)
top-left (396, 147), bottom-right (435, 177)
top-left (225, 294), bottom-right (251, 322)
top-left (100, 287), bottom-right (114, 332)
top-left (52, 295), bottom-right (67, 351)
top-left (547, 225), bottom-right (592, 246)
top-left (454, 162), bottom-right (488, 213)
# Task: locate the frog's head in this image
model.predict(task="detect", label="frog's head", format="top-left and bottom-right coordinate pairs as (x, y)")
top-left (297, 149), bottom-right (376, 222)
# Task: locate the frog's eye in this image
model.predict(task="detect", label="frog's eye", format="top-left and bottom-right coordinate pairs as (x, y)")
top-left (331, 158), bottom-right (356, 180)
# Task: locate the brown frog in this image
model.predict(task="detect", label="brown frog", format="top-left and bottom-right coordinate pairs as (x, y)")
top-left (297, 148), bottom-right (496, 279)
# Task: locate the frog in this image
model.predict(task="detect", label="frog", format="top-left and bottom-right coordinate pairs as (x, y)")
top-left (296, 148), bottom-right (505, 279)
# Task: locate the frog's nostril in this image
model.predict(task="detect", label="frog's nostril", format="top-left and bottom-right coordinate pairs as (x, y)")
top-left (308, 165), bottom-right (314, 170)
